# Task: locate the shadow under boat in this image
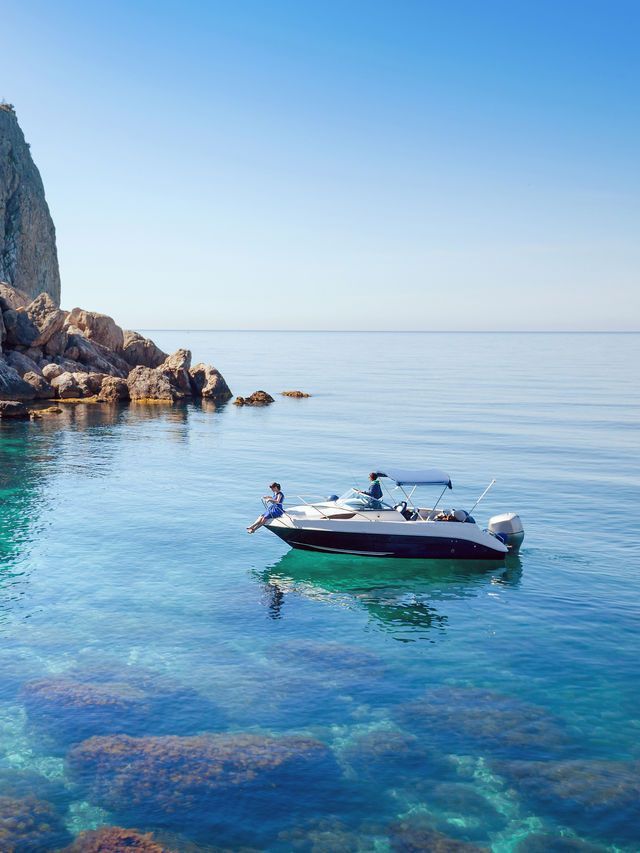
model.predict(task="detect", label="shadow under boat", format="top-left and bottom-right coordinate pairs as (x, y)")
top-left (254, 549), bottom-right (523, 638)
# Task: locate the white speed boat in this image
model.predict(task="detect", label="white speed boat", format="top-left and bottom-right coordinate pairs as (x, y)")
top-left (265, 467), bottom-right (524, 560)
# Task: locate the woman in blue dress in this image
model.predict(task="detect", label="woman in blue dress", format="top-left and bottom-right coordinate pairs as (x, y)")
top-left (247, 482), bottom-right (285, 533)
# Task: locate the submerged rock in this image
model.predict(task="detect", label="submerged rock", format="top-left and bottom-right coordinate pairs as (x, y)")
top-left (63, 826), bottom-right (174, 852)
top-left (67, 732), bottom-right (338, 825)
top-left (189, 362), bottom-right (232, 400)
top-left (341, 727), bottom-right (443, 783)
top-left (495, 758), bottom-right (640, 843)
top-left (234, 390), bottom-right (274, 406)
top-left (281, 390), bottom-right (311, 397)
top-left (515, 834), bottom-right (607, 852)
top-left (0, 794), bottom-right (71, 851)
top-left (22, 677), bottom-right (151, 746)
top-left (395, 686), bottom-right (569, 759)
top-left (389, 820), bottom-right (487, 852)
top-left (22, 668), bottom-right (218, 748)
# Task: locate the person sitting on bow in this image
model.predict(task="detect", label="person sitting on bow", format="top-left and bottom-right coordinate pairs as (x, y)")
top-left (247, 482), bottom-right (285, 533)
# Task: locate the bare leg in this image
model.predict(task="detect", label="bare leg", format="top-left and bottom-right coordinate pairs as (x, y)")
top-left (247, 515), bottom-right (267, 533)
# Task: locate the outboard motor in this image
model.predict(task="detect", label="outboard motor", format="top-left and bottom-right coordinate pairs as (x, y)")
top-left (488, 513), bottom-right (524, 553)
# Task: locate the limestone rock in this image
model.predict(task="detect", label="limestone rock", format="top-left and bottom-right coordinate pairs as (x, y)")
top-left (43, 327), bottom-right (68, 358)
top-left (0, 281), bottom-right (30, 311)
top-left (127, 366), bottom-right (179, 402)
top-left (98, 375), bottom-right (129, 402)
top-left (64, 333), bottom-right (128, 377)
top-left (0, 357), bottom-right (35, 399)
top-left (50, 372), bottom-right (82, 399)
top-left (50, 370), bottom-right (103, 400)
top-left (23, 345), bottom-right (43, 362)
top-left (2, 307), bottom-right (38, 347)
top-left (159, 349), bottom-right (192, 396)
top-left (122, 330), bottom-right (167, 369)
top-left (0, 399), bottom-right (30, 417)
top-left (25, 292), bottom-right (66, 346)
top-left (0, 106), bottom-right (61, 304)
top-left (4, 348), bottom-right (41, 376)
top-left (66, 307), bottom-right (124, 352)
top-left (23, 370), bottom-right (53, 399)
top-left (189, 363), bottom-right (232, 400)
top-left (234, 390), bottom-right (275, 406)
top-left (160, 348), bottom-right (191, 372)
top-left (42, 362), bottom-right (64, 381)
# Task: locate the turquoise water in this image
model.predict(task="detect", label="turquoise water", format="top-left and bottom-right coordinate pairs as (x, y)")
top-left (0, 331), bottom-right (639, 851)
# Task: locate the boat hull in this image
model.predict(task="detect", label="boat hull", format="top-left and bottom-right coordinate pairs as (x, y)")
top-left (267, 524), bottom-right (506, 560)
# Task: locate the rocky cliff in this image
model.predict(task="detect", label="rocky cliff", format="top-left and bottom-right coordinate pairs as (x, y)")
top-left (0, 104), bottom-right (60, 305)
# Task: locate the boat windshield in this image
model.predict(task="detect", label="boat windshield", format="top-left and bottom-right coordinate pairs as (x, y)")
top-left (337, 488), bottom-right (394, 511)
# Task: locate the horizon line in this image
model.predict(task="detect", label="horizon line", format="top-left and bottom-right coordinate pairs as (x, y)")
top-left (137, 328), bottom-right (640, 334)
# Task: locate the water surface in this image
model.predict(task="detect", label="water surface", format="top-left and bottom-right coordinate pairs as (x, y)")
top-left (0, 332), bottom-right (639, 851)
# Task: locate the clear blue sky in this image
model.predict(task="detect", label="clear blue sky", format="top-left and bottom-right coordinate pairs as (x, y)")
top-left (3, 0), bottom-right (639, 330)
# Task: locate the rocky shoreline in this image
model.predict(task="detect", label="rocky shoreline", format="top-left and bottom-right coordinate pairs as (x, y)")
top-left (0, 282), bottom-right (233, 413)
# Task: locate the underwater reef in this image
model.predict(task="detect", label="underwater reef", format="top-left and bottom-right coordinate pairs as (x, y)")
top-left (389, 818), bottom-right (488, 852)
top-left (67, 732), bottom-right (339, 836)
top-left (21, 667), bottom-right (221, 749)
top-left (0, 793), bottom-right (71, 851)
top-left (495, 758), bottom-right (640, 844)
top-left (62, 826), bottom-right (174, 852)
top-left (395, 686), bottom-right (570, 759)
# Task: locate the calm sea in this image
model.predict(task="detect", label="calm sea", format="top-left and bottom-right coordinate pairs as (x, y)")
top-left (0, 331), bottom-right (639, 851)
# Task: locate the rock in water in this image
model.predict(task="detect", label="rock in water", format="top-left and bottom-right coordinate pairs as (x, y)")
top-left (189, 362), bottom-right (232, 400)
top-left (127, 366), bottom-right (181, 402)
top-left (234, 390), bottom-right (274, 406)
top-left (0, 105), bottom-right (60, 304)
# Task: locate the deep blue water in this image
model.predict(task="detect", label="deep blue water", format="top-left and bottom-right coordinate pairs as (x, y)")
top-left (0, 331), bottom-right (639, 852)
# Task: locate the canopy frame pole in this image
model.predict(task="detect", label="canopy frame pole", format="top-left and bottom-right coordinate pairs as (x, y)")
top-left (468, 479), bottom-right (496, 516)
top-left (424, 484), bottom-right (449, 521)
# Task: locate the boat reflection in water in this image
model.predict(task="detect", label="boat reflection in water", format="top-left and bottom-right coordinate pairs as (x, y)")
top-left (256, 550), bottom-right (522, 640)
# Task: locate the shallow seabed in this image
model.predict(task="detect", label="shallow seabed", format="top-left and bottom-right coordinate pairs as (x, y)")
top-left (0, 331), bottom-right (639, 852)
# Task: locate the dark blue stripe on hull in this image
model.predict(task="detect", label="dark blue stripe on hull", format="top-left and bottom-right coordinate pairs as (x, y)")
top-left (268, 526), bottom-right (505, 560)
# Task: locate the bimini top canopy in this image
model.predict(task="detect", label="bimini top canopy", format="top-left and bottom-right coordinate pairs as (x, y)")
top-left (378, 467), bottom-right (452, 488)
